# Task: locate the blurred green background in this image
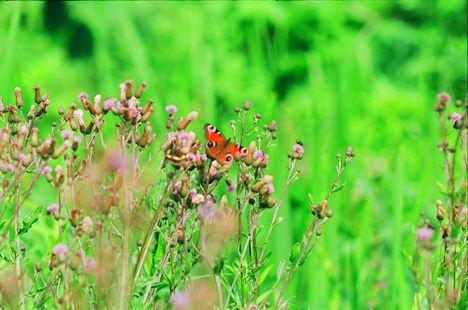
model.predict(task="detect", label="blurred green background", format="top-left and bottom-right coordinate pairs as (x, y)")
top-left (0, 1), bottom-right (466, 309)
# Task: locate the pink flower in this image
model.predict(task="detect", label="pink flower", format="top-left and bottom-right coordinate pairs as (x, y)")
top-left (187, 152), bottom-right (197, 162)
top-left (267, 183), bottom-right (275, 194)
top-left (103, 98), bottom-right (115, 111)
top-left (450, 113), bottom-right (461, 122)
top-left (227, 183), bottom-right (236, 192)
top-left (84, 257), bottom-right (97, 271)
top-left (18, 153), bottom-right (27, 164)
top-left (73, 136), bottom-right (82, 144)
top-left (416, 227), bottom-right (433, 240)
top-left (42, 166), bottom-right (52, 174)
top-left (246, 305), bottom-right (260, 310)
top-left (178, 131), bottom-right (191, 140)
top-left (52, 243), bottom-right (68, 255)
top-left (107, 151), bottom-right (127, 172)
top-left (61, 130), bottom-right (73, 139)
top-left (253, 150), bottom-right (263, 160)
top-left (7, 163), bottom-right (14, 172)
top-left (200, 154), bottom-right (208, 161)
top-left (438, 92), bottom-right (451, 104)
top-left (94, 94), bottom-right (102, 105)
top-left (171, 290), bottom-right (191, 309)
top-left (77, 92), bottom-right (88, 102)
top-left (47, 203), bottom-right (59, 213)
top-left (293, 143), bottom-right (304, 157)
top-left (165, 105), bottom-right (178, 114)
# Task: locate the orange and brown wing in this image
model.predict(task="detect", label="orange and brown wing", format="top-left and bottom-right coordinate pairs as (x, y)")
top-left (204, 123), bottom-right (249, 165)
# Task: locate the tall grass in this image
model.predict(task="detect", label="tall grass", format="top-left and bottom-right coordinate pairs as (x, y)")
top-left (0, 1), bottom-right (466, 308)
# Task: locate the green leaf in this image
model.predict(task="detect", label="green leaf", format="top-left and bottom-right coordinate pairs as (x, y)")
top-left (213, 258), bottom-right (224, 274)
top-left (331, 181), bottom-right (348, 193)
top-left (258, 264), bottom-right (273, 285)
top-left (289, 243), bottom-right (301, 264)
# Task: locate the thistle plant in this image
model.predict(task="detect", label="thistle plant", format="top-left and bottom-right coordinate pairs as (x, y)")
top-left (411, 92), bottom-right (467, 309)
top-left (0, 81), bottom-right (354, 309)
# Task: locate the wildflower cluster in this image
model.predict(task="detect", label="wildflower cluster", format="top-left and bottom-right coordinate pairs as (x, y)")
top-left (411, 92), bottom-right (467, 308)
top-left (0, 82), bottom-right (353, 309)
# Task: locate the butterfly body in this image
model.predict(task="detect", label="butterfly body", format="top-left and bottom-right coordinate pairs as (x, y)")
top-left (204, 124), bottom-right (249, 166)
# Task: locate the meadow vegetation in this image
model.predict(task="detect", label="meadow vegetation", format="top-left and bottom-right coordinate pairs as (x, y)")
top-left (0, 1), bottom-right (466, 309)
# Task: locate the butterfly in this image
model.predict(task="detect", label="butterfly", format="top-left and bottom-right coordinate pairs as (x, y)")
top-left (204, 123), bottom-right (249, 166)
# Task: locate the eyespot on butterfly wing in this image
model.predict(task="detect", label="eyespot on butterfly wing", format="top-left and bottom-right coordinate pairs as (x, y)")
top-left (204, 123), bottom-right (249, 165)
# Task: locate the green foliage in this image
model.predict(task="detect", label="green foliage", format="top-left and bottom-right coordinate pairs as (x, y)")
top-left (0, 1), bottom-right (466, 308)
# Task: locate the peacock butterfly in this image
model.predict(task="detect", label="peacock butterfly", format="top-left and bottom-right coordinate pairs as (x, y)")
top-left (204, 123), bottom-right (249, 166)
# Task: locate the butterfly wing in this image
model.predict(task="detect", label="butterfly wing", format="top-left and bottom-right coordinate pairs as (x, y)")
top-left (204, 123), bottom-right (249, 165)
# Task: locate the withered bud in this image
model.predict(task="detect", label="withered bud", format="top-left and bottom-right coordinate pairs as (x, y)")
top-left (35, 261), bottom-right (42, 272)
top-left (141, 107), bottom-right (154, 122)
top-left (135, 82), bottom-right (147, 98)
top-left (441, 226), bottom-right (451, 239)
top-left (55, 165), bottom-right (64, 187)
top-left (436, 200), bottom-right (444, 221)
top-left (30, 128), bottom-right (39, 147)
top-left (125, 80), bottom-right (134, 99)
top-left (326, 209), bottom-right (334, 218)
top-left (34, 85), bottom-right (42, 104)
top-left (14, 87), bottom-right (23, 108)
top-left (70, 208), bottom-right (83, 227)
top-left (0, 96), bottom-right (4, 112)
top-left (243, 100), bottom-right (251, 111)
top-left (119, 83), bottom-right (126, 103)
top-left (346, 146), bottom-right (356, 158)
top-left (53, 140), bottom-right (71, 158)
top-left (177, 111), bottom-right (199, 130)
top-left (27, 105), bottom-right (35, 119)
top-left (268, 120), bottom-right (277, 132)
top-left (142, 99), bottom-right (154, 114)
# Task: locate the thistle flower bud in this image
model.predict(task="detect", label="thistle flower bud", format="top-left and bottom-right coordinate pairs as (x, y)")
top-left (177, 111), bottom-right (199, 130)
top-left (243, 100), bottom-right (251, 111)
top-left (14, 87), bottom-right (23, 108)
top-left (70, 208), bottom-right (82, 227)
top-left (436, 200), bottom-right (445, 221)
top-left (27, 105), bottom-right (36, 119)
top-left (141, 107), bottom-right (154, 122)
top-left (268, 120), bottom-right (277, 132)
top-left (55, 165), bottom-right (64, 187)
top-left (125, 80), bottom-right (134, 99)
top-left (0, 96), bottom-right (3, 112)
top-left (135, 82), bottom-right (147, 99)
top-left (34, 85), bottom-right (42, 104)
top-left (35, 262), bottom-right (42, 272)
top-left (53, 140), bottom-right (71, 158)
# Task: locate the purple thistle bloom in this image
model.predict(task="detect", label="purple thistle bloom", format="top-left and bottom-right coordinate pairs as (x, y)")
top-left (73, 136), bottom-right (82, 144)
top-left (438, 92), bottom-right (451, 104)
top-left (84, 257), bottom-right (97, 270)
top-left (227, 183), bottom-right (236, 192)
top-left (178, 131), bottom-right (190, 140)
top-left (7, 163), bottom-right (14, 172)
top-left (61, 130), bottom-right (73, 139)
top-left (293, 143), bottom-right (304, 156)
top-left (200, 154), bottom-right (208, 161)
top-left (450, 113), bottom-right (461, 122)
top-left (416, 227), bottom-right (433, 240)
top-left (47, 203), bottom-right (59, 213)
top-left (165, 105), bottom-right (178, 114)
top-left (77, 92), bottom-right (88, 102)
top-left (18, 153), bottom-right (27, 164)
top-left (42, 166), bottom-right (52, 174)
top-left (267, 183), bottom-right (275, 194)
top-left (52, 243), bottom-right (68, 255)
top-left (103, 98), bottom-right (115, 111)
top-left (253, 150), bottom-right (263, 160)
top-left (171, 290), bottom-right (191, 309)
